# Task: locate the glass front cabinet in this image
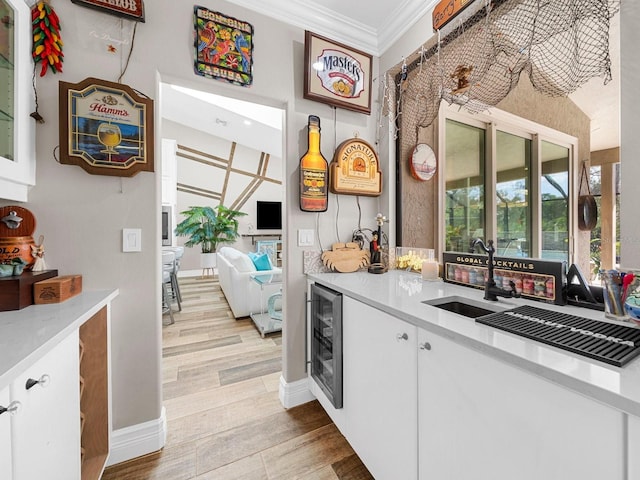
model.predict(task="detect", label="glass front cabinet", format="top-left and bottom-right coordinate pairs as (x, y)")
top-left (0, 0), bottom-right (36, 202)
top-left (310, 283), bottom-right (343, 409)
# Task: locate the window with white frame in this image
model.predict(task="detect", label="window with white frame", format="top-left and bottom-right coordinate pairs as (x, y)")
top-left (441, 109), bottom-right (575, 265)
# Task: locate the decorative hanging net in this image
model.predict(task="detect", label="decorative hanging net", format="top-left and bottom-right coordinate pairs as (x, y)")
top-left (383, 0), bottom-right (620, 135)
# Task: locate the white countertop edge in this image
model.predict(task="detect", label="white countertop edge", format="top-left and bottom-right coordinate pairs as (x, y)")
top-left (308, 271), bottom-right (640, 418)
top-left (0, 289), bottom-right (119, 391)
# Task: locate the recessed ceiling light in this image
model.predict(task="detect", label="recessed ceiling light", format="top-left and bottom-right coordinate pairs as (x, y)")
top-left (244, 119), bottom-right (252, 126)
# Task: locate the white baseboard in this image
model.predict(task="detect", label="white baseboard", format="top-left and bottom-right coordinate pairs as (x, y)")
top-left (279, 375), bottom-right (315, 408)
top-left (106, 407), bottom-right (167, 467)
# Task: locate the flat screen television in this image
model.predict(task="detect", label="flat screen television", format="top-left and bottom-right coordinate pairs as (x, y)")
top-left (256, 201), bottom-right (282, 230)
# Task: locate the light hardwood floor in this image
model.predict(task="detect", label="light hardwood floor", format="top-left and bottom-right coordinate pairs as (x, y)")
top-left (102, 276), bottom-right (373, 480)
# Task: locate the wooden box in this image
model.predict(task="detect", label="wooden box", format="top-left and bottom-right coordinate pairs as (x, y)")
top-left (0, 270), bottom-right (59, 311)
top-left (34, 275), bottom-right (83, 304)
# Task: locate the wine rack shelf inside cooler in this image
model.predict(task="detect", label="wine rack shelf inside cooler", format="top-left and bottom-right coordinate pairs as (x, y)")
top-left (310, 283), bottom-right (343, 409)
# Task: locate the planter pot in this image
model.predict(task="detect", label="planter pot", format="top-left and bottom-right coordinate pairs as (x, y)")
top-left (200, 252), bottom-right (217, 269)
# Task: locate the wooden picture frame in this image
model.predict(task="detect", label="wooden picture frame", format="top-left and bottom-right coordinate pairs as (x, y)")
top-left (304, 31), bottom-right (372, 115)
top-left (59, 77), bottom-right (154, 177)
top-left (70, 0), bottom-right (145, 22)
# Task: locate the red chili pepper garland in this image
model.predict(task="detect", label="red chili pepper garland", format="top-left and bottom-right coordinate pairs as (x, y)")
top-left (32, 0), bottom-right (63, 77)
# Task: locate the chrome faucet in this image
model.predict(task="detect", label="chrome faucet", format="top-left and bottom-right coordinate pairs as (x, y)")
top-left (470, 238), bottom-right (521, 301)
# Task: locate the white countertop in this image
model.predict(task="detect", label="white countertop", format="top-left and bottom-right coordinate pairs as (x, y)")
top-left (308, 270), bottom-right (640, 417)
top-left (0, 290), bottom-right (119, 391)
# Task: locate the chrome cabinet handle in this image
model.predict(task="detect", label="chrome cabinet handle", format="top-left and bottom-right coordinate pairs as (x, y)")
top-left (26, 374), bottom-right (50, 390)
top-left (0, 401), bottom-right (22, 416)
top-left (396, 333), bottom-right (409, 341)
top-left (419, 342), bottom-right (432, 351)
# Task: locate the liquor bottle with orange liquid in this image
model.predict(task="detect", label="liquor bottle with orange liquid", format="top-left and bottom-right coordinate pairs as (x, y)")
top-left (299, 115), bottom-right (328, 212)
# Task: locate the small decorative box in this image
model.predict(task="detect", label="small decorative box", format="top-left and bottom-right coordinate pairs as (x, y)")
top-left (0, 270), bottom-right (59, 311)
top-left (34, 274), bottom-right (83, 304)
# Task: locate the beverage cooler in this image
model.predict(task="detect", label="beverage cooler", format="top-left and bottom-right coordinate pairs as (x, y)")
top-left (310, 283), bottom-right (343, 408)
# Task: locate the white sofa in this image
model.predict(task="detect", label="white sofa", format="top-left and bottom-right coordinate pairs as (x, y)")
top-left (217, 246), bottom-right (282, 318)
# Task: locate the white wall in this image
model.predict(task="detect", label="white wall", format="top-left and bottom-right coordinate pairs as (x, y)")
top-left (620, 3), bottom-right (640, 269)
top-left (0, 0), bottom-right (382, 460)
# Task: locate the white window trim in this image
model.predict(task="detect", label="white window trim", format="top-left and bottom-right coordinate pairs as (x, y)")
top-left (438, 103), bottom-right (579, 264)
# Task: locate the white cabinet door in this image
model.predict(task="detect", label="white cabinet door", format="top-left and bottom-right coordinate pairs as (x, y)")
top-left (0, 0), bottom-right (36, 202)
top-left (11, 331), bottom-right (81, 480)
top-left (343, 296), bottom-right (418, 480)
top-left (0, 386), bottom-right (12, 479)
top-left (417, 329), bottom-right (625, 480)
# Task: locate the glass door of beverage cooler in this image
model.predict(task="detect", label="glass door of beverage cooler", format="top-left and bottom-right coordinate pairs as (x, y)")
top-left (310, 283), bottom-right (343, 408)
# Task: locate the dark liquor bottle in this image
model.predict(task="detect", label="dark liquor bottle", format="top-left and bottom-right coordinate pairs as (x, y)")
top-left (300, 115), bottom-right (328, 212)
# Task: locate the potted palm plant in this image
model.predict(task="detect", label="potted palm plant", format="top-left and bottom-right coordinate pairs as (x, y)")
top-left (174, 205), bottom-right (246, 270)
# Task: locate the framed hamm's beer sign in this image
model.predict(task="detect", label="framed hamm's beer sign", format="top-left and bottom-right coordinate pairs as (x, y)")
top-left (304, 31), bottom-right (372, 115)
top-left (59, 77), bottom-right (154, 177)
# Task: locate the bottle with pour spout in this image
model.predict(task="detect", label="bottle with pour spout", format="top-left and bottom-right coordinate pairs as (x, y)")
top-left (300, 115), bottom-right (328, 212)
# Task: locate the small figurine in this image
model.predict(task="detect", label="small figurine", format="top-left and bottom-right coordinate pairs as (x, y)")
top-left (368, 213), bottom-right (387, 274)
top-left (370, 232), bottom-right (381, 265)
top-left (31, 235), bottom-right (47, 271)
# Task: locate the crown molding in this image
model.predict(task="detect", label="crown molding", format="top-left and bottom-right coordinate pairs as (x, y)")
top-left (226, 0), bottom-right (379, 55)
top-left (377, 0), bottom-right (440, 55)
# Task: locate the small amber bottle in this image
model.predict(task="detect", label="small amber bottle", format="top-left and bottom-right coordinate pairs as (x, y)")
top-left (300, 115), bottom-right (328, 212)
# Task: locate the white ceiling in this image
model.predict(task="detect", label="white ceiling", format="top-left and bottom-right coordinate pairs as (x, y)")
top-left (164, 0), bottom-right (620, 152)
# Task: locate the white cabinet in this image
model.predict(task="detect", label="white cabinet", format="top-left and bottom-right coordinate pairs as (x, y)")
top-left (342, 297), bottom-right (418, 480)
top-left (0, 385), bottom-right (12, 480)
top-left (0, 0), bottom-right (36, 202)
top-left (11, 331), bottom-right (81, 480)
top-left (417, 329), bottom-right (625, 480)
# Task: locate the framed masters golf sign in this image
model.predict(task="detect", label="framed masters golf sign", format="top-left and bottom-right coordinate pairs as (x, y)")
top-left (58, 77), bottom-right (154, 177)
top-left (304, 31), bottom-right (372, 115)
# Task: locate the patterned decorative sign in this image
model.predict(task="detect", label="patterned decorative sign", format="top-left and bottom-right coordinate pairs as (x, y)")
top-left (194, 6), bottom-right (254, 87)
top-left (58, 77), bottom-right (154, 177)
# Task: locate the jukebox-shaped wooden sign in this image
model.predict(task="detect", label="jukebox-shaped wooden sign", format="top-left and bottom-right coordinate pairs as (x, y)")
top-left (329, 137), bottom-right (382, 196)
top-left (59, 77), bottom-right (154, 177)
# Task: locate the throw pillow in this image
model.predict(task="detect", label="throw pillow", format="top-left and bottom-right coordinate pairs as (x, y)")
top-left (222, 247), bottom-right (256, 272)
top-left (248, 251), bottom-right (273, 271)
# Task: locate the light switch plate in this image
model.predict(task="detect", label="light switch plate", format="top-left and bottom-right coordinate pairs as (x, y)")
top-left (122, 228), bottom-right (142, 252)
top-left (298, 229), bottom-right (314, 247)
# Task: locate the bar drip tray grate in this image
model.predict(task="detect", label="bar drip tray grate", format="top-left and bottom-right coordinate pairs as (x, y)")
top-left (476, 305), bottom-right (640, 367)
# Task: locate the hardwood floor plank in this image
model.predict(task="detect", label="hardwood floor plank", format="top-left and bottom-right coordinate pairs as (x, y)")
top-left (196, 453), bottom-right (268, 480)
top-left (167, 390), bottom-right (284, 446)
top-left (163, 371), bottom-right (221, 401)
top-left (218, 356), bottom-right (282, 386)
top-left (164, 377), bottom-right (267, 421)
top-left (262, 371), bottom-right (281, 392)
top-left (331, 454), bottom-right (375, 480)
top-left (299, 465), bottom-right (340, 480)
top-left (195, 400), bottom-right (333, 474)
top-left (101, 441), bottom-right (197, 480)
top-left (261, 423), bottom-right (355, 480)
top-left (162, 335), bottom-right (243, 357)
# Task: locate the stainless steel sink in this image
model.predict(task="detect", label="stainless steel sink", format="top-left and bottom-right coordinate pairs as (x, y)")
top-left (422, 296), bottom-right (503, 319)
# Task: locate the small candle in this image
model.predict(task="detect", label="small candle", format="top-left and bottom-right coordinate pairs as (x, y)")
top-left (422, 260), bottom-right (439, 281)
